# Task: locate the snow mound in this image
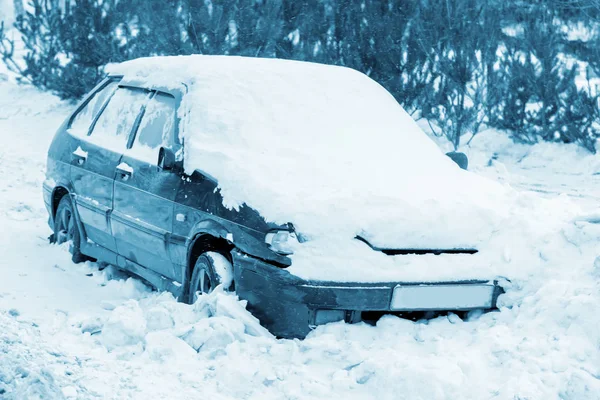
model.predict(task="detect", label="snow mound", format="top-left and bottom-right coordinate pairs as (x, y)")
top-left (97, 288), bottom-right (272, 360)
top-left (100, 300), bottom-right (147, 351)
top-left (81, 223), bottom-right (599, 398)
top-left (421, 127), bottom-right (600, 213)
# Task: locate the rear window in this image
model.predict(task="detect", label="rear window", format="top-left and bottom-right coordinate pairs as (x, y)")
top-left (88, 87), bottom-right (150, 152)
top-left (69, 81), bottom-right (118, 135)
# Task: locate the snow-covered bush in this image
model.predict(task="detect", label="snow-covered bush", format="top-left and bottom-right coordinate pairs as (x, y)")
top-left (0, 0), bottom-right (122, 99)
top-left (488, 48), bottom-right (536, 138)
top-left (418, 0), bottom-right (489, 149)
top-left (488, 6), bottom-right (600, 153)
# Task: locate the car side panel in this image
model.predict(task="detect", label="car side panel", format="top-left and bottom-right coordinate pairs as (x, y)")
top-left (170, 172), bottom-right (290, 274)
top-left (45, 76), bottom-right (118, 210)
top-left (112, 158), bottom-right (181, 280)
top-left (57, 78), bottom-right (123, 253)
top-left (111, 90), bottom-right (183, 281)
top-left (71, 137), bottom-right (121, 252)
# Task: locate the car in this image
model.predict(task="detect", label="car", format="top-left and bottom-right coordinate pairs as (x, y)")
top-left (43, 55), bottom-right (506, 338)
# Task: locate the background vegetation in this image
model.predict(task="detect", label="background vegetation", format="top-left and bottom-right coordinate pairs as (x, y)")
top-left (2, 0), bottom-right (600, 152)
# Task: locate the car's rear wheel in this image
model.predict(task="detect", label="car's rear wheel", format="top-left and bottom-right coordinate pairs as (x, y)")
top-left (54, 196), bottom-right (86, 263)
top-left (187, 252), bottom-right (233, 304)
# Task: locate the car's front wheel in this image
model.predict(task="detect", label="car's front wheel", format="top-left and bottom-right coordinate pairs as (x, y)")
top-left (187, 252), bottom-right (233, 304)
top-left (53, 196), bottom-right (86, 263)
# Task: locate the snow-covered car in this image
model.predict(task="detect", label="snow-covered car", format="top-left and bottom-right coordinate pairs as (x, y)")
top-left (43, 55), bottom-right (508, 338)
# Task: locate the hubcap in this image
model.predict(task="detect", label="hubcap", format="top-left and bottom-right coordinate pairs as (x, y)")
top-left (193, 267), bottom-right (213, 302)
top-left (57, 208), bottom-right (74, 245)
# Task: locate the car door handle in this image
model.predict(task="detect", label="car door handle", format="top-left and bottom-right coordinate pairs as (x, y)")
top-left (115, 162), bottom-right (133, 181)
top-left (72, 146), bottom-right (88, 165)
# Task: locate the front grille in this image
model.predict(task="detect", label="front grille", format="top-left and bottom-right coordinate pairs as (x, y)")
top-left (355, 236), bottom-right (478, 255)
top-left (380, 248), bottom-right (478, 255)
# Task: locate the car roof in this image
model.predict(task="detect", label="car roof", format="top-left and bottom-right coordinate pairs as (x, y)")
top-left (106, 55), bottom-right (355, 90)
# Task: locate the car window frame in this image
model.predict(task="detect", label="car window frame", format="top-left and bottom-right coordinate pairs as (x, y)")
top-left (85, 85), bottom-right (152, 152)
top-left (67, 77), bottom-right (121, 132)
top-left (127, 90), bottom-right (179, 152)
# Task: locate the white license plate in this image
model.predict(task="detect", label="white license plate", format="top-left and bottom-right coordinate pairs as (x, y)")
top-left (390, 284), bottom-right (495, 311)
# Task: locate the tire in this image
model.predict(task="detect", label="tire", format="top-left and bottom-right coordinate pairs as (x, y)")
top-left (53, 195), bottom-right (87, 263)
top-left (187, 252), bottom-right (233, 304)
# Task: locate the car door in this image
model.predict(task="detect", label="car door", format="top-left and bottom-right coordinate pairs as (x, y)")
top-left (111, 91), bottom-right (182, 280)
top-left (68, 79), bottom-right (120, 252)
top-left (71, 85), bottom-right (150, 254)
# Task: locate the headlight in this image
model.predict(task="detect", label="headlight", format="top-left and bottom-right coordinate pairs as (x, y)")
top-left (265, 230), bottom-right (299, 255)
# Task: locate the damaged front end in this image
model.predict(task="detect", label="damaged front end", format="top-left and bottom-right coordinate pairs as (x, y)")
top-left (232, 249), bottom-right (504, 339)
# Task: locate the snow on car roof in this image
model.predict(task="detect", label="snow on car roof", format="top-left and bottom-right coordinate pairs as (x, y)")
top-left (109, 55), bottom-right (513, 281)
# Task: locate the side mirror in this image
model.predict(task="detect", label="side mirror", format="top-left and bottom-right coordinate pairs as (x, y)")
top-left (158, 147), bottom-right (183, 172)
top-left (446, 151), bottom-right (468, 170)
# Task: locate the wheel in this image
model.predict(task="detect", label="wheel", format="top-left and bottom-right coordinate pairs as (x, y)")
top-left (187, 252), bottom-right (233, 304)
top-left (53, 196), bottom-right (86, 263)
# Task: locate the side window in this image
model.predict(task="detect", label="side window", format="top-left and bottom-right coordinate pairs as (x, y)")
top-left (89, 87), bottom-right (150, 152)
top-left (69, 81), bottom-right (118, 135)
top-left (128, 93), bottom-right (177, 164)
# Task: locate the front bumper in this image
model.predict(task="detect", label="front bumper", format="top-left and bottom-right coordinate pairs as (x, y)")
top-left (232, 251), bottom-right (504, 339)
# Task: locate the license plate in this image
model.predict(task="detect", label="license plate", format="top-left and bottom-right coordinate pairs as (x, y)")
top-left (390, 284), bottom-right (495, 311)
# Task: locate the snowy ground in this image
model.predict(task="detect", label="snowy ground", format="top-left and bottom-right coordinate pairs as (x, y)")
top-left (0, 79), bottom-right (599, 400)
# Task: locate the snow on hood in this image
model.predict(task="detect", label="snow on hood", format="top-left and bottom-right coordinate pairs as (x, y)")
top-left (109, 55), bottom-right (518, 281)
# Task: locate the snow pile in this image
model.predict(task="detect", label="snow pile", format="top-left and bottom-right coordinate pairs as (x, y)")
top-left (3, 263), bottom-right (600, 400)
top-left (460, 129), bottom-right (600, 176)
top-left (421, 124), bottom-right (600, 211)
top-left (14, 231), bottom-right (600, 399)
top-left (85, 223), bottom-right (600, 398)
top-left (0, 311), bottom-right (70, 400)
top-left (421, 123), bottom-right (600, 178)
top-left (99, 287), bottom-right (271, 358)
